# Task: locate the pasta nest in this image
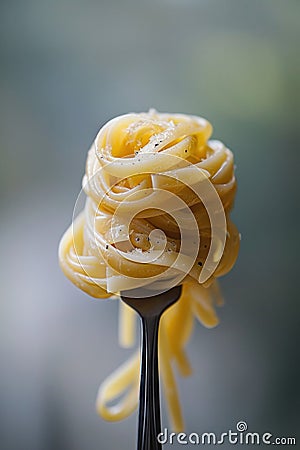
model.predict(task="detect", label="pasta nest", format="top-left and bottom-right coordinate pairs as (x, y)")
top-left (59, 110), bottom-right (240, 431)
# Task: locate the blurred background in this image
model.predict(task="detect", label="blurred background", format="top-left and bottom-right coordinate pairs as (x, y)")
top-left (0, 0), bottom-right (299, 449)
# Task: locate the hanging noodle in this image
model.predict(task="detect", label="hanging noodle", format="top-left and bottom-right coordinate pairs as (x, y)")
top-left (58, 109), bottom-right (240, 431)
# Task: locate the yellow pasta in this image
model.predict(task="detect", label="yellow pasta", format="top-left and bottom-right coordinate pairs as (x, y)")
top-left (58, 109), bottom-right (240, 431)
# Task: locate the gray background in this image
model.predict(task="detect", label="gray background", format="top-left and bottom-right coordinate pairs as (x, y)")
top-left (0, 0), bottom-right (299, 449)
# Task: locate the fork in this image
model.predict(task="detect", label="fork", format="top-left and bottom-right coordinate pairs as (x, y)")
top-left (120, 285), bottom-right (182, 450)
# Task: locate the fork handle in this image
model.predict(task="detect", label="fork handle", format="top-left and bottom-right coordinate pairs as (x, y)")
top-left (137, 314), bottom-right (162, 450)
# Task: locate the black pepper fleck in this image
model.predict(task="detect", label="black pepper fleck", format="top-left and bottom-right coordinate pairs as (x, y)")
top-left (198, 261), bottom-right (203, 266)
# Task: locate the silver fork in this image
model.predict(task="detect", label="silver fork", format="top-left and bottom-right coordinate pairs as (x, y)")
top-left (120, 285), bottom-right (182, 450)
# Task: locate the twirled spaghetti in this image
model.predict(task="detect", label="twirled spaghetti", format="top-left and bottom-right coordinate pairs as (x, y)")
top-left (59, 110), bottom-right (240, 431)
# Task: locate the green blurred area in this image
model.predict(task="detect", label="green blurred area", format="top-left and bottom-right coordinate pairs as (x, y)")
top-left (0, 1), bottom-right (299, 450)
